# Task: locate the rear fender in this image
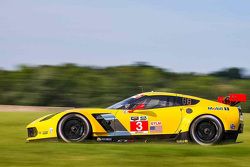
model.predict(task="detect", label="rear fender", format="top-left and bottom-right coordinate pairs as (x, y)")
top-left (176, 113), bottom-right (227, 133)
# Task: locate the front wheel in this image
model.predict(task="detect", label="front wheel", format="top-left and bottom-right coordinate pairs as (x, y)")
top-left (58, 114), bottom-right (91, 142)
top-left (190, 115), bottom-right (223, 145)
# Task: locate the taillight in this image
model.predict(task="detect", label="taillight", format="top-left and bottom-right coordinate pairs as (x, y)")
top-left (238, 106), bottom-right (243, 121)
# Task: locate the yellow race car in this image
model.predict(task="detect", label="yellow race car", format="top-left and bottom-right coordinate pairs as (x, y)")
top-left (26, 92), bottom-right (246, 145)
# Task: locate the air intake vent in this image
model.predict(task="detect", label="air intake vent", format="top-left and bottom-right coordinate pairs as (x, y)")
top-left (27, 128), bottom-right (38, 137)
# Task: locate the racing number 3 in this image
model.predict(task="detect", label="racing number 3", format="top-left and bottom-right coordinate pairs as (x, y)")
top-left (130, 121), bottom-right (148, 132)
top-left (136, 121), bottom-right (143, 131)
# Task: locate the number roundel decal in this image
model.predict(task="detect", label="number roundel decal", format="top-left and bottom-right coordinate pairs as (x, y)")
top-left (130, 116), bottom-right (148, 134)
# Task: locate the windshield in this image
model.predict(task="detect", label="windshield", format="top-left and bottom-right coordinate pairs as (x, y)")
top-left (107, 97), bottom-right (137, 109)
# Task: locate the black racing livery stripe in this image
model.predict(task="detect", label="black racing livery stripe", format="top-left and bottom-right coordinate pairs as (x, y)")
top-left (92, 113), bottom-right (128, 133)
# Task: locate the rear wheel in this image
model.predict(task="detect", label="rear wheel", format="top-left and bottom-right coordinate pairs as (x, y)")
top-left (58, 114), bottom-right (91, 142)
top-left (190, 115), bottom-right (223, 145)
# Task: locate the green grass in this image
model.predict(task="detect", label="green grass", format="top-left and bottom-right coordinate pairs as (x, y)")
top-left (0, 112), bottom-right (250, 167)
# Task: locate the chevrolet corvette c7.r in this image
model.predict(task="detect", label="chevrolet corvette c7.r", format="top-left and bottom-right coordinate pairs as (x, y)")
top-left (26, 92), bottom-right (246, 145)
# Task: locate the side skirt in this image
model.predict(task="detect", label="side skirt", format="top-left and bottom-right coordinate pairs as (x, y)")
top-left (96, 132), bottom-right (190, 143)
top-left (27, 132), bottom-right (191, 143)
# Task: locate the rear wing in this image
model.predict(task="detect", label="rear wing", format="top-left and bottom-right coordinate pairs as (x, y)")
top-left (217, 94), bottom-right (247, 106)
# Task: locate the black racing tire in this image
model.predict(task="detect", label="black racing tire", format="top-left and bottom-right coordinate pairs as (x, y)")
top-left (190, 115), bottom-right (224, 145)
top-left (58, 113), bottom-right (91, 142)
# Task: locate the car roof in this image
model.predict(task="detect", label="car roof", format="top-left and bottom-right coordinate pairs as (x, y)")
top-left (141, 92), bottom-right (203, 100)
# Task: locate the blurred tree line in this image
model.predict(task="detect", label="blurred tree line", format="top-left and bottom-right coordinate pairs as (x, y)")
top-left (0, 63), bottom-right (249, 112)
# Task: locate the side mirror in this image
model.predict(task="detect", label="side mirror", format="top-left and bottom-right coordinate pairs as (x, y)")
top-left (128, 104), bottom-right (145, 113)
top-left (124, 104), bottom-right (130, 109)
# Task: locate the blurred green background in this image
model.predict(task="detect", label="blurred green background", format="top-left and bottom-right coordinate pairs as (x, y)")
top-left (0, 63), bottom-right (249, 111)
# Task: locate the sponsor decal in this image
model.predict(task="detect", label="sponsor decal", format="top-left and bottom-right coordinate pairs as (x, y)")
top-left (208, 106), bottom-right (224, 110)
top-left (42, 131), bottom-right (48, 135)
top-left (150, 121), bottom-right (162, 133)
top-left (97, 137), bottom-right (112, 142)
top-left (150, 121), bottom-right (162, 126)
top-left (140, 116), bottom-right (148, 121)
top-left (130, 116), bottom-right (139, 121)
top-left (49, 128), bottom-right (53, 135)
top-left (130, 116), bottom-right (148, 134)
top-left (39, 131), bottom-right (49, 135)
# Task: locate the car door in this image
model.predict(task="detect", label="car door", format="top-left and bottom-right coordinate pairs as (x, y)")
top-left (115, 95), bottom-right (183, 136)
top-left (114, 96), bottom-right (151, 136)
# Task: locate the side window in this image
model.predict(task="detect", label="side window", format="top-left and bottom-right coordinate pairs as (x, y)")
top-left (143, 96), bottom-right (175, 109)
top-left (130, 96), bottom-right (200, 109)
top-left (127, 96), bottom-right (147, 110)
top-left (175, 96), bottom-right (199, 106)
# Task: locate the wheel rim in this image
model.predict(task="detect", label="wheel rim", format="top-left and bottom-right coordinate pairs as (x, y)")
top-left (62, 117), bottom-right (86, 141)
top-left (195, 120), bottom-right (218, 143)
